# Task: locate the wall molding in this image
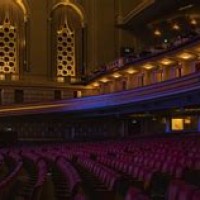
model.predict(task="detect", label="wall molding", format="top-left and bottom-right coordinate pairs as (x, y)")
top-left (117, 0), bottom-right (155, 25)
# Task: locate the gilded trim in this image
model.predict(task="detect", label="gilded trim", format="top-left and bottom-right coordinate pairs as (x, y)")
top-left (51, 0), bottom-right (86, 27)
top-left (15, 0), bottom-right (29, 21)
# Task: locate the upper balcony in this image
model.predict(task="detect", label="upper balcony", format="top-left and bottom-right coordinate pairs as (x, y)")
top-left (86, 33), bottom-right (200, 96)
top-left (1, 21), bottom-right (200, 117)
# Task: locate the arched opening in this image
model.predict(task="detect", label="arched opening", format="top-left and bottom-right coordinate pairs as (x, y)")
top-left (50, 1), bottom-right (86, 83)
top-left (0, 0), bottom-right (29, 80)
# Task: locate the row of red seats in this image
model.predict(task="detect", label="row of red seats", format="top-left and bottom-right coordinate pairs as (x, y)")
top-left (0, 153), bottom-right (23, 199)
top-left (168, 179), bottom-right (200, 200)
top-left (56, 157), bottom-right (82, 194)
top-left (78, 157), bottom-right (121, 191)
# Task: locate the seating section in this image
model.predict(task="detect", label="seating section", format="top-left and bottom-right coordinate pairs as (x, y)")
top-left (0, 134), bottom-right (199, 199)
top-left (0, 152), bottom-right (23, 199)
top-left (89, 29), bottom-right (200, 79)
top-left (56, 157), bottom-right (82, 196)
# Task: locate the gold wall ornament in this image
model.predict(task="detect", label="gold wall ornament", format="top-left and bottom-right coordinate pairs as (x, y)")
top-left (0, 16), bottom-right (18, 75)
top-left (57, 20), bottom-right (76, 77)
top-left (14, 0), bottom-right (29, 21)
top-left (51, 0), bottom-right (86, 27)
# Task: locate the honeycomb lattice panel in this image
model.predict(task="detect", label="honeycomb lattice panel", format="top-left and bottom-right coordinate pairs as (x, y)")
top-left (0, 19), bottom-right (17, 74)
top-left (57, 23), bottom-right (76, 77)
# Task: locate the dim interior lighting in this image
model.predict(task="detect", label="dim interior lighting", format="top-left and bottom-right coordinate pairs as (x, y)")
top-left (111, 73), bottom-right (121, 78)
top-left (0, 74), bottom-right (5, 81)
top-left (172, 118), bottom-right (184, 131)
top-left (178, 4), bottom-right (193, 11)
top-left (172, 23), bottom-right (180, 30)
top-left (191, 18), bottom-right (197, 25)
top-left (132, 119), bottom-right (137, 124)
top-left (11, 75), bottom-right (19, 81)
top-left (142, 63), bottom-right (154, 70)
top-left (125, 68), bottom-right (137, 74)
top-left (178, 52), bottom-right (194, 60)
top-left (162, 118), bottom-right (167, 124)
top-left (184, 117), bottom-right (191, 124)
top-left (152, 117), bottom-right (157, 121)
top-left (15, 0), bottom-right (28, 17)
top-left (154, 29), bottom-right (161, 36)
top-left (160, 58), bottom-right (174, 66)
top-left (23, 39), bottom-right (26, 47)
top-left (194, 46), bottom-right (200, 53)
top-left (100, 77), bottom-right (109, 83)
top-left (93, 82), bottom-right (100, 87)
top-left (57, 77), bottom-right (64, 83)
top-left (129, 113), bottom-right (152, 117)
top-left (164, 39), bottom-right (168, 43)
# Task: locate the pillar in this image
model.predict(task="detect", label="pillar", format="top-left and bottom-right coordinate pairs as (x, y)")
top-left (165, 117), bottom-right (171, 133)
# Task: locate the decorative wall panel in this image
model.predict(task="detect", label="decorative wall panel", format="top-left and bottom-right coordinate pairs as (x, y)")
top-left (0, 17), bottom-right (17, 74)
top-left (57, 21), bottom-right (76, 77)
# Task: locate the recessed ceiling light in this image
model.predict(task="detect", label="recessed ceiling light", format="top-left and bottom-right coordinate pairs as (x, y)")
top-left (142, 63), bottom-right (155, 70)
top-left (154, 29), bottom-right (161, 36)
top-left (100, 78), bottom-right (109, 83)
top-left (111, 73), bottom-right (121, 78)
top-left (160, 58), bottom-right (174, 66)
top-left (93, 82), bottom-right (100, 87)
top-left (172, 24), bottom-right (180, 30)
top-left (125, 68), bottom-right (137, 74)
top-left (191, 18), bottom-right (197, 25)
top-left (178, 52), bottom-right (195, 60)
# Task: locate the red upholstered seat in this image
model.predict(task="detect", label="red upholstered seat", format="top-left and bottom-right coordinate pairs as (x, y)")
top-left (125, 187), bottom-right (141, 200)
top-left (192, 190), bottom-right (200, 200)
top-left (168, 180), bottom-right (185, 200)
top-left (177, 184), bottom-right (198, 200)
top-left (125, 187), bottom-right (150, 200)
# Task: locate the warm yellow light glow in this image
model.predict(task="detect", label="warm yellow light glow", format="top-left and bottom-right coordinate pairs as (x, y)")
top-left (160, 58), bottom-right (174, 66)
top-left (142, 63), bottom-right (155, 70)
top-left (172, 24), bottom-right (180, 30)
top-left (100, 78), bottom-right (109, 83)
top-left (111, 73), bottom-right (121, 78)
top-left (93, 82), bottom-right (100, 87)
top-left (125, 68), bottom-right (137, 74)
top-left (15, 0), bottom-right (28, 21)
top-left (194, 46), bottom-right (200, 53)
top-left (191, 19), bottom-right (197, 25)
top-left (154, 29), bottom-right (161, 36)
top-left (178, 52), bottom-right (195, 60)
top-left (11, 75), bottom-right (19, 81)
top-left (57, 77), bottom-right (64, 83)
top-left (76, 91), bottom-right (82, 98)
top-left (172, 119), bottom-right (184, 131)
top-left (184, 118), bottom-right (191, 124)
top-left (0, 74), bottom-right (5, 81)
top-left (0, 104), bottom-right (66, 113)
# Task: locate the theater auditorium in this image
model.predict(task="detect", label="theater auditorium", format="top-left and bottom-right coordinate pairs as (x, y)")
top-left (0, 0), bottom-right (200, 199)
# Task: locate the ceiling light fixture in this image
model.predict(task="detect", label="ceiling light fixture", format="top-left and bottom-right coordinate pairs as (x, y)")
top-left (142, 63), bottom-right (154, 70)
top-left (191, 18), bottom-right (197, 25)
top-left (125, 68), bottom-right (137, 74)
top-left (93, 82), bottom-right (100, 87)
top-left (172, 24), bottom-right (180, 30)
top-left (112, 73), bottom-right (121, 78)
top-left (154, 29), bottom-right (161, 36)
top-left (100, 78), bottom-right (109, 83)
top-left (160, 58), bottom-right (174, 66)
top-left (178, 52), bottom-right (194, 60)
